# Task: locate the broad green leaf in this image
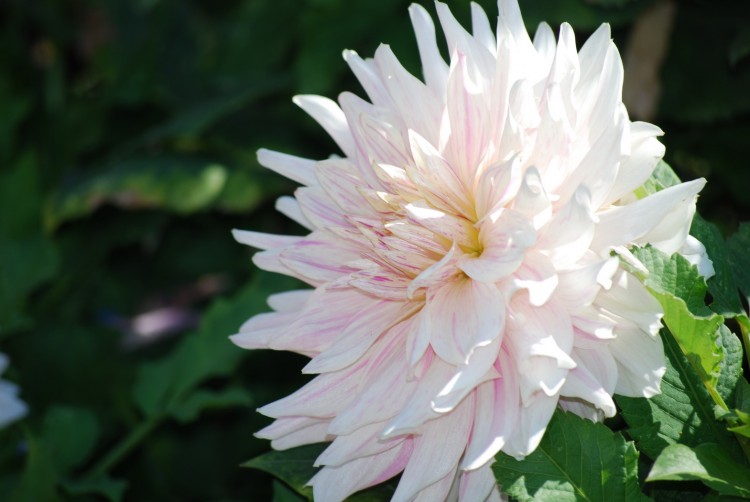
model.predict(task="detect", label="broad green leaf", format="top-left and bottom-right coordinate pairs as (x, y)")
top-left (46, 155), bottom-right (228, 228)
top-left (618, 333), bottom-right (742, 461)
top-left (690, 215), bottom-right (744, 318)
top-left (727, 223), bottom-right (750, 302)
top-left (40, 406), bottom-right (100, 472)
top-left (11, 435), bottom-right (61, 502)
top-left (243, 443), bottom-right (327, 500)
top-left (492, 411), bottom-right (647, 502)
top-left (0, 233), bottom-right (59, 334)
top-left (632, 246), bottom-right (724, 389)
top-left (169, 387), bottom-right (252, 423)
top-left (647, 443), bottom-right (750, 498)
top-left (716, 326), bottom-right (744, 405)
top-left (133, 272), bottom-right (299, 417)
top-left (634, 160), bottom-right (682, 199)
top-left (272, 479), bottom-right (306, 502)
top-left (0, 153), bottom-right (41, 237)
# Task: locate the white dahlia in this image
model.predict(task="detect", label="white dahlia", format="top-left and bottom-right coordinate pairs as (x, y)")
top-left (233, 1), bottom-right (707, 500)
top-left (0, 353), bottom-right (27, 429)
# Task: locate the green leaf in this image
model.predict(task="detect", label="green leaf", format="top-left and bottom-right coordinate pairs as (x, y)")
top-left (242, 443), bottom-right (328, 500)
top-left (729, 27), bottom-right (750, 66)
top-left (0, 153), bottom-right (41, 237)
top-left (62, 475), bottom-right (128, 502)
top-left (491, 411), bottom-right (647, 502)
top-left (40, 406), bottom-right (100, 472)
top-left (11, 434), bottom-right (62, 502)
top-left (133, 272), bottom-right (299, 418)
top-left (690, 215), bottom-right (744, 318)
top-left (716, 326), bottom-right (744, 405)
top-left (169, 387), bottom-right (253, 423)
top-left (46, 155), bottom-right (228, 228)
top-left (727, 223), bottom-right (750, 302)
top-left (631, 246), bottom-right (725, 389)
top-left (272, 479), bottom-right (306, 502)
top-left (647, 443), bottom-right (750, 498)
top-left (0, 233), bottom-right (59, 334)
top-left (633, 161), bottom-right (681, 199)
top-left (618, 332), bottom-right (743, 461)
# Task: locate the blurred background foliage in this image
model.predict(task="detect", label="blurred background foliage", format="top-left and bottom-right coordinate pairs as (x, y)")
top-left (0, 0), bottom-right (749, 500)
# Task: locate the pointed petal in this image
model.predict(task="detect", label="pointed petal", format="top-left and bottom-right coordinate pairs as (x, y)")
top-left (257, 148), bottom-right (318, 186)
top-left (293, 95), bottom-right (355, 156)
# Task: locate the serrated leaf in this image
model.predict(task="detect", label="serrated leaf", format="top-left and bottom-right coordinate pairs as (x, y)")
top-left (618, 333), bottom-right (743, 461)
top-left (632, 246), bottom-right (724, 388)
top-left (647, 443), bottom-right (750, 498)
top-left (716, 326), bottom-right (744, 405)
top-left (242, 443), bottom-right (327, 500)
top-left (634, 161), bottom-right (681, 199)
top-left (690, 215), bottom-right (744, 318)
top-left (169, 387), bottom-right (252, 423)
top-left (492, 411), bottom-right (647, 502)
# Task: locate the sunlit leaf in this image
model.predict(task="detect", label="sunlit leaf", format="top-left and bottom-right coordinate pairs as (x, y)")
top-left (492, 411), bottom-right (647, 502)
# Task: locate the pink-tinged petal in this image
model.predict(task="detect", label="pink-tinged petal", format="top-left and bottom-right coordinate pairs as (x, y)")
top-left (302, 301), bottom-right (418, 374)
top-left (275, 195), bottom-right (314, 230)
top-left (511, 250), bottom-right (558, 307)
top-left (443, 50), bottom-right (491, 187)
top-left (315, 158), bottom-right (375, 218)
top-left (349, 268), bottom-right (411, 301)
top-left (381, 357), bottom-right (456, 437)
top-left (572, 307), bottom-right (617, 348)
top-left (592, 178), bottom-right (705, 254)
top-left (272, 289), bottom-right (374, 356)
top-left (315, 421), bottom-right (405, 467)
top-left (355, 112), bottom-right (411, 168)
top-left (610, 325), bottom-right (666, 398)
top-left (556, 257), bottom-right (619, 310)
top-left (435, 2), bottom-right (495, 85)
top-left (510, 166), bottom-right (553, 230)
top-left (310, 439), bottom-right (414, 502)
top-left (296, 186), bottom-right (349, 229)
top-left (232, 229), bottom-right (301, 250)
top-left (378, 237), bottom-right (437, 276)
top-left (573, 345), bottom-right (618, 396)
top-left (502, 393), bottom-right (558, 459)
top-left (471, 2), bottom-right (496, 55)
top-left (432, 337), bottom-right (501, 413)
top-left (256, 148), bottom-right (318, 186)
top-left (258, 359), bottom-right (368, 419)
top-left (474, 155), bottom-right (523, 221)
top-left (462, 350), bottom-right (520, 470)
top-left (329, 319), bottom-right (417, 434)
top-left (373, 44), bottom-right (442, 142)
top-left (230, 310), bottom-right (297, 351)
top-left (459, 464), bottom-right (499, 502)
top-left (293, 95), bottom-right (355, 157)
top-left (405, 200), bottom-right (476, 249)
top-left (390, 393), bottom-right (474, 502)
top-left (606, 123), bottom-right (665, 204)
top-left (507, 299), bottom-right (575, 405)
top-left (385, 219), bottom-right (447, 256)
top-left (420, 277), bottom-right (505, 365)
top-left (251, 248), bottom-right (300, 279)
top-left (458, 208), bottom-right (535, 283)
top-left (279, 231), bottom-right (363, 284)
top-left (595, 270), bottom-right (663, 336)
top-left (408, 4), bottom-right (449, 90)
top-left (411, 469), bottom-right (458, 502)
top-left (257, 417), bottom-right (331, 450)
top-left (342, 50), bottom-right (389, 107)
top-left (266, 289), bottom-right (313, 312)
top-left (559, 364), bottom-right (616, 418)
top-left (538, 185), bottom-right (597, 267)
top-left (407, 130), bottom-right (474, 218)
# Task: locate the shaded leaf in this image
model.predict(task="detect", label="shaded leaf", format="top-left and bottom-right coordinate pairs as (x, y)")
top-left (492, 411), bottom-right (647, 502)
top-left (169, 387), bottom-right (252, 424)
top-left (647, 443), bottom-right (750, 498)
top-left (62, 475), bottom-right (128, 502)
top-left (242, 443), bottom-right (327, 500)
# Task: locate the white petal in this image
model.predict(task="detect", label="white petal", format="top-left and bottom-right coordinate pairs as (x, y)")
top-left (257, 148), bottom-right (318, 186)
top-left (610, 325), bottom-right (666, 398)
top-left (275, 195), bottom-right (314, 230)
top-left (408, 3), bottom-right (449, 90)
top-left (293, 95), bottom-right (355, 157)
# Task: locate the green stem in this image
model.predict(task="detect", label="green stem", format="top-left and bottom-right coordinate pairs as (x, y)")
top-left (85, 415), bottom-right (162, 479)
top-left (738, 315), bottom-right (750, 372)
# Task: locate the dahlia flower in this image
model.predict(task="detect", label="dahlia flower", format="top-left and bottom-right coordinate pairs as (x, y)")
top-left (0, 353), bottom-right (27, 429)
top-left (233, 1), bottom-right (707, 499)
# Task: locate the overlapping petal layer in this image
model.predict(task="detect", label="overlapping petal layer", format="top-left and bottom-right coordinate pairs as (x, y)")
top-left (233, 1), bottom-right (708, 500)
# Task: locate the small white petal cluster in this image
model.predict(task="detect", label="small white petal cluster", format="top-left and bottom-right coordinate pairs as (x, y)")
top-left (0, 353), bottom-right (27, 429)
top-left (232, 1), bottom-right (707, 500)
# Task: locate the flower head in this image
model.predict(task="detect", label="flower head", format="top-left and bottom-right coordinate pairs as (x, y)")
top-left (233, 1), bottom-right (706, 500)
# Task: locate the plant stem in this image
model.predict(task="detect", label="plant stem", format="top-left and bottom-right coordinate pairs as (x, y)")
top-left (85, 415), bottom-right (161, 479)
